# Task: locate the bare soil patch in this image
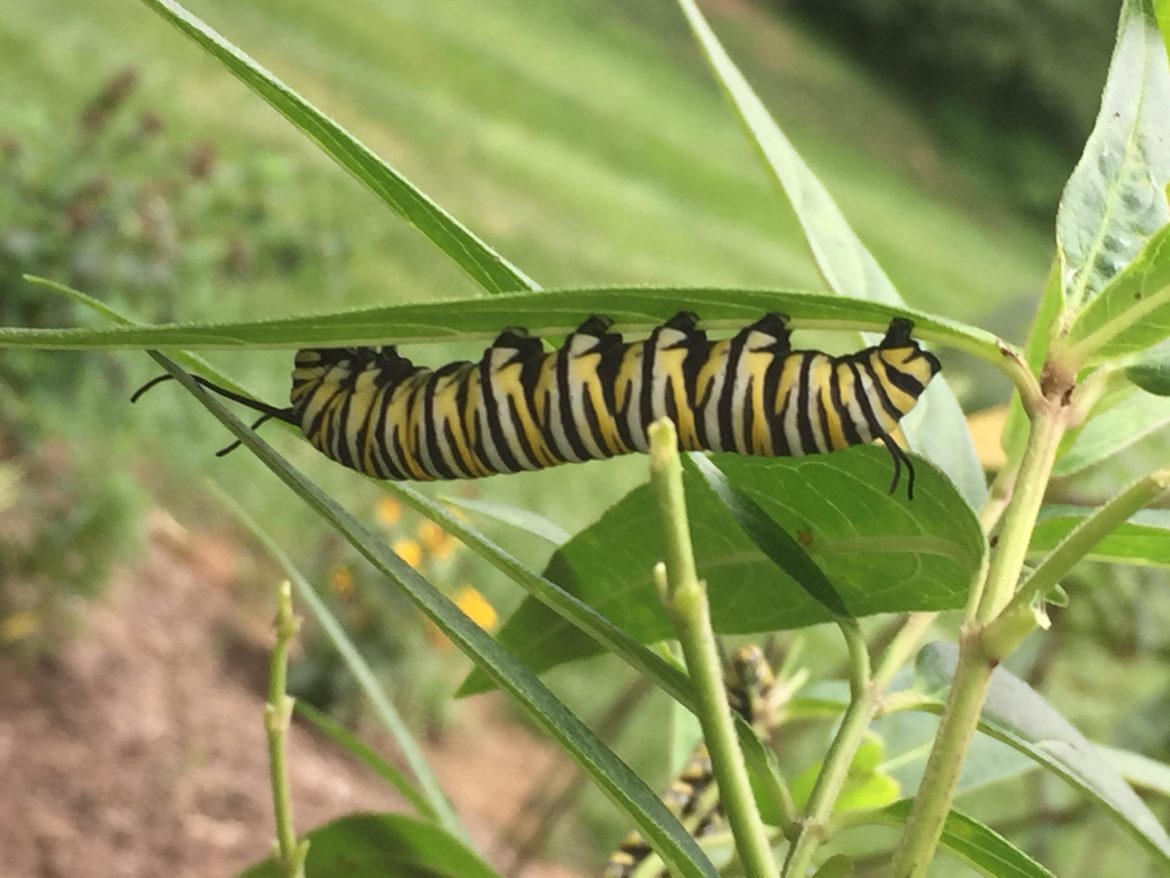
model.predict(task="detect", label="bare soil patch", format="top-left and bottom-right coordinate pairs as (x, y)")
top-left (0, 510), bottom-right (585, 878)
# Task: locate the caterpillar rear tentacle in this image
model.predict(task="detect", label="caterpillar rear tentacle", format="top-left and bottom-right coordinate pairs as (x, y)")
top-left (134, 313), bottom-right (941, 497)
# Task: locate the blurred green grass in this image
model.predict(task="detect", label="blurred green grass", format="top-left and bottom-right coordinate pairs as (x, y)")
top-left (2, 0), bottom-right (1053, 529)
top-left (2, 0), bottom-right (1064, 869)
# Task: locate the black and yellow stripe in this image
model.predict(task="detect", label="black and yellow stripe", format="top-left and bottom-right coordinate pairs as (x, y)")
top-left (602, 645), bottom-right (778, 878)
top-left (284, 313), bottom-right (940, 495)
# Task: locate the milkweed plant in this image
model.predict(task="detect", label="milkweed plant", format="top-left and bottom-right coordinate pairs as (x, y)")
top-left (4, 0), bottom-right (1170, 876)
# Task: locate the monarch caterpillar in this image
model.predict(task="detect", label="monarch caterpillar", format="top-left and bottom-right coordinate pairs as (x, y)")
top-left (134, 312), bottom-right (940, 495)
top-left (603, 645), bottom-right (778, 878)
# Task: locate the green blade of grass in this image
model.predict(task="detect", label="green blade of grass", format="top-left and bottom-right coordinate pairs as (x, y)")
top-left (137, 0), bottom-right (538, 296)
top-left (156, 353), bottom-right (717, 878)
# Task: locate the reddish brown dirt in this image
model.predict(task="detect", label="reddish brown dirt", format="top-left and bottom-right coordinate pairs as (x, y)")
top-left (0, 510), bottom-right (586, 878)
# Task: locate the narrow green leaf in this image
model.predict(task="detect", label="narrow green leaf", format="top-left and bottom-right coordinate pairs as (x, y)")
top-left (1057, 0), bottom-right (1170, 317)
top-left (864, 801), bottom-right (1055, 878)
top-left (28, 276), bottom-right (251, 398)
top-left (1098, 743), bottom-right (1170, 797)
top-left (1029, 505), bottom-right (1170, 567)
top-left (137, 0), bottom-right (537, 296)
top-left (1, 284), bottom-right (1009, 365)
top-left (688, 454), bottom-right (850, 620)
top-left (470, 450), bottom-right (984, 691)
top-left (216, 489), bottom-right (460, 835)
top-left (160, 356), bottom-right (717, 878)
top-left (293, 702), bottom-right (434, 820)
top-left (673, 0), bottom-right (987, 508)
top-left (437, 495), bottom-right (570, 545)
top-left (1052, 389), bottom-right (1170, 477)
top-left (1062, 223), bottom-right (1170, 363)
top-left (238, 812), bottom-right (503, 878)
top-left (917, 643), bottom-right (1170, 867)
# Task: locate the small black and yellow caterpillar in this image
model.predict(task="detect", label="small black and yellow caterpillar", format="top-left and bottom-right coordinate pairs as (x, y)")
top-left (136, 312), bottom-right (939, 495)
top-left (603, 645), bottom-right (778, 878)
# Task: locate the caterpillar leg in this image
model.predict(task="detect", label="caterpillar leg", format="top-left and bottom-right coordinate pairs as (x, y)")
top-left (879, 433), bottom-right (916, 500)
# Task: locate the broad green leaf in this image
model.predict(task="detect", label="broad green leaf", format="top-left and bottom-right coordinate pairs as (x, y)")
top-left (1057, 0), bottom-right (1170, 317)
top-left (863, 801), bottom-right (1055, 878)
top-left (1099, 743), bottom-right (1170, 797)
top-left (160, 357), bottom-right (717, 878)
top-left (674, 0), bottom-right (987, 509)
top-left (437, 495), bottom-right (570, 545)
top-left (1030, 505), bottom-right (1170, 567)
top-left (238, 812), bottom-right (502, 878)
top-left (138, 0), bottom-right (537, 296)
top-left (688, 454), bottom-right (850, 620)
top-left (918, 643), bottom-right (1170, 867)
top-left (466, 449), bottom-right (984, 692)
top-left (0, 284), bottom-right (1008, 367)
top-left (1062, 223), bottom-right (1170, 363)
top-left (293, 702), bottom-right (434, 821)
top-left (1052, 389), bottom-right (1170, 477)
top-left (1127, 353), bottom-right (1170, 394)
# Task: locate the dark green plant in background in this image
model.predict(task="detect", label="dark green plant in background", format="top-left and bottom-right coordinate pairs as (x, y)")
top-left (5, 0), bottom-right (1170, 876)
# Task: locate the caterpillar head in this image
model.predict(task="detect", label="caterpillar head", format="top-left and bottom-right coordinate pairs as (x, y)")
top-left (877, 319), bottom-right (941, 397)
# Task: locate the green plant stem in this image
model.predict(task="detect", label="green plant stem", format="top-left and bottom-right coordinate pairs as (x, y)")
top-left (889, 404), bottom-right (1068, 878)
top-left (782, 622), bottom-right (871, 877)
top-left (649, 420), bottom-right (780, 878)
top-left (974, 404), bottom-right (1068, 625)
top-left (1008, 468), bottom-right (1170, 612)
top-left (265, 581), bottom-right (309, 878)
top-left (886, 629), bottom-right (994, 878)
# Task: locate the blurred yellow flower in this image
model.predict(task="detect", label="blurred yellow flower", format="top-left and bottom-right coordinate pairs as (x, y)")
top-left (417, 519), bottom-right (456, 560)
top-left (0, 610), bottom-right (41, 642)
top-left (329, 565), bottom-right (354, 598)
top-left (392, 537), bottom-right (424, 570)
top-left (376, 496), bottom-right (403, 527)
top-left (454, 585), bottom-right (498, 632)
